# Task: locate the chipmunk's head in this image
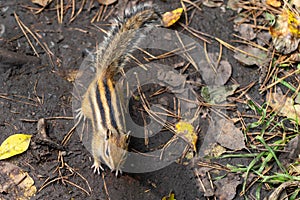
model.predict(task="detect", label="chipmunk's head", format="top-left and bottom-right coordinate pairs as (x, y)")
top-left (103, 129), bottom-right (129, 176)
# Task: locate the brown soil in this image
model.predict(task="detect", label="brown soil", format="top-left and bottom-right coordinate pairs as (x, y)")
top-left (0, 0), bottom-right (259, 199)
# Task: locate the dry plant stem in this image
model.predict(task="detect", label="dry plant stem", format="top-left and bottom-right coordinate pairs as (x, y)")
top-left (204, 42), bottom-right (216, 73)
top-left (0, 94), bottom-right (38, 107)
top-left (207, 172), bottom-right (214, 196)
top-left (175, 31), bottom-right (198, 71)
top-left (102, 173), bottom-right (111, 200)
top-left (260, 49), bottom-right (277, 91)
top-left (61, 121), bottom-right (77, 146)
top-left (127, 54), bottom-right (146, 70)
top-left (180, 0), bottom-right (188, 25)
top-left (70, 0), bottom-right (75, 19)
top-left (181, 0), bottom-right (202, 13)
top-left (14, 12), bottom-right (56, 67)
top-left (215, 37), bottom-right (263, 60)
top-left (234, 81), bottom-right (256, 100)
top-left (56, 0), bottom-right (64, 24)
top-left (194, 169), bottom-right (210, 200)
top-left (237, 110), bottom-right (247, 132)
top-left (34, 79), bottom-right (44, 105)
top-left (197, 161), bottom-right (230, 172)
top-left (240, 165), bottom-right (273, 196)
top-left (179, 22), bottom-right (211, 43)
top-left (91, 5), bottom-right (103, 23)
top-left (14, 12), bottom-right (39, 57)
top-left (135, 74), bottom-right (174, 131)
top-left (232, 34), bottom-right (269, 52)
top-left (103, 5), bottom-right (115, 21)
top-left (70, 0), bottom-right (86, 22)
top-left (265, 68), bottom-right (300, 90)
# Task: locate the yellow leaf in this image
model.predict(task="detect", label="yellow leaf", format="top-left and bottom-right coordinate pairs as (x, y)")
top-left (0, 134), bottom-right (32, 160)
top-left (270, 9), bottom-right (300, 54)
top-left (162, 8), bottom-right (183, 27)
top-left (266, 0), bottom-right (281, 7)
top-left (162, 192), bottom-right (176, 200)
top-left (175, 121), bottom-right (197, 152)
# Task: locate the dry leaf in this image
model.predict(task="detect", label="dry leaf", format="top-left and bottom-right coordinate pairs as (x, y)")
top-left (97, 0), bottom-right (117, 5)
top-left (210, 144), bottom-right (227, 157)
top-left (267, 91), bottom-right (300, 123)
top-left (157, 69), bottom-right (186, 87)
top-left (0, 162), bottom-right (36, 199)
top-left (235, 23), bottom-right (256, 40)
top-left (216, 119), bottom-right (246, 150)
top-left (214, 173), bottom-right (242, 200)
top-left (201, 84), bottom-right (239, 104)
top-left (234, 45), bottom-right (268, 66)
top-left (0, 134), bottom-right (32, 160)
top-left (266, 0), bottom-right (282, 7)
top-left (31, 0), bottom-right (52, 7)
top-left (162, 8), bottom-right (183, 27)
top-left (175, 121), bottom-right (197, 152)
top-left (198, 52), bottom-right (232, 85)
top-left (203, 0), bottom-right (223, 7)
top-left (270, 9), bottom-right (300, 54)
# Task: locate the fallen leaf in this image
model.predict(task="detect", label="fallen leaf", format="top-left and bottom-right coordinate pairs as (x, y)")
top-left (31, 0), bottom-right (52, 7)
top-left (0, 162), bottom-right (36, 199)
top-left (234, 45), bottom-right (268, 66)
top-left (235, 23), bottom-right (256, 40)
top-left (267, 91), bottom-right (300, 123)
top-left (162, 192), bottom-right (176, 200)
top-left (266, 0), bottom-right (282, 7)
top-left (157, 69), bottom-right (186, 87)
top-left (0, 134), bottom-right (32, 160)
top-left (210, 144), bottom-right (227, 157)
top-left (214, 173), bottom-right (242, 200)
top-left (97, 0), bottom-right (117, 5)
top-left (203, 0), bottom-right (223, 8)
top-left (175, 121), bottom-right (197, 152)
top-left (270, 9), bottom-right (300, 54)
top-left (162, 8), bottom-right (183, 27)
top-left (198, 53), bottom-right (232, 85)
top-left (201, 84), bottom-right (239, 104)
top-left (216, 119), bottom-right (246, 151)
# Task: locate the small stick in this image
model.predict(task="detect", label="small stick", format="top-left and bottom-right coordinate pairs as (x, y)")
top-left (0, 48), bottom-right (40, 66)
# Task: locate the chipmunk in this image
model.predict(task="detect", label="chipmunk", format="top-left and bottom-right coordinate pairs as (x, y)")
top-left (76, 3), bottom-right (162, 176)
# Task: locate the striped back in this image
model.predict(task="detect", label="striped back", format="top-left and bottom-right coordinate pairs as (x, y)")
top-left (81, 73), bottom-right (128, 174)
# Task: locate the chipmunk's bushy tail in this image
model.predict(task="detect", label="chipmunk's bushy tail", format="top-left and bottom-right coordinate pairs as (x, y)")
top-left (96, 3), bottom-right (162, 78)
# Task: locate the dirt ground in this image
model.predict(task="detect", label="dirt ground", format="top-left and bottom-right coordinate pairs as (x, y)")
top-left (0, 0), bottom-right (264, 199)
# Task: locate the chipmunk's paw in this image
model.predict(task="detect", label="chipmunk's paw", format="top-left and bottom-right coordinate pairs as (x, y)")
top-left (91, 160), bottom-right (104, 174)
